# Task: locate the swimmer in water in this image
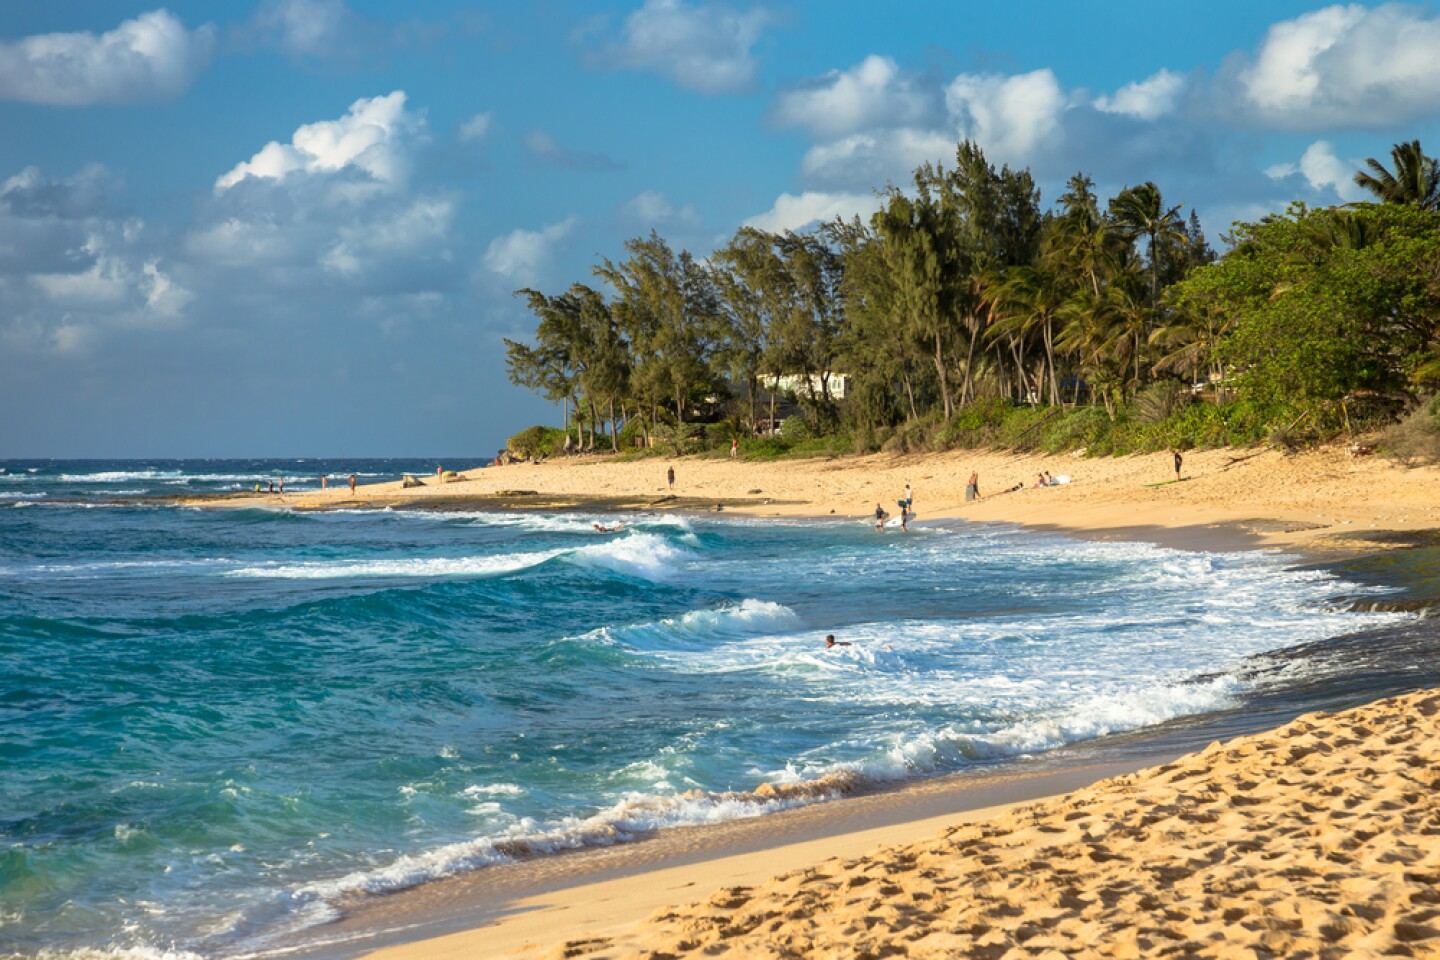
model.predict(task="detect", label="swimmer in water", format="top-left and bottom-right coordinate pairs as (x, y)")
top-left (592, 522), bottom-right (626, 533)
top-left (824, 634), bottom-right (851, 648)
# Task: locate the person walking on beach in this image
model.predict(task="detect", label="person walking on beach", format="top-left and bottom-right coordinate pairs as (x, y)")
top-left (1173, 450), bottom-right (1183, 482)
top-left (348, 474), bottom-right (356, 494)
top-left (667, 466), bottom-right (675, 491)
top-left (730, 438), bottom-right (738, 459)
top-left (966, 471), bottom-right (980, 501)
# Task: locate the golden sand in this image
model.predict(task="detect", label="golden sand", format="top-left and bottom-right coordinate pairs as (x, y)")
top-left (210, 445), bottom-right (1440, 554)
top-left (370, 689), bottom-right (1440, 959)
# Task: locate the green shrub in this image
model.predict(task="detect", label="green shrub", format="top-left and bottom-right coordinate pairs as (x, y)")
top-left (506, 425), bottom-right (570, 458)
top-left (1380, 395), bottom-right (1440, 463)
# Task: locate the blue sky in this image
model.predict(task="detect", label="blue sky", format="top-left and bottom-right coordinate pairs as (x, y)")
top-left (3, 1), bottom-right (1438, 457)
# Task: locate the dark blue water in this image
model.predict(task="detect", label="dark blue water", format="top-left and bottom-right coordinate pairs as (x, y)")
top-left (0, 460), bottom-right (1419, 958)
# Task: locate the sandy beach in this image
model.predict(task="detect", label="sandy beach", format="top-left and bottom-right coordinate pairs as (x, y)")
top-left (203, 445), bottom-right (1440, 556)
top-left (360, 687), bottom-right (1440, 959)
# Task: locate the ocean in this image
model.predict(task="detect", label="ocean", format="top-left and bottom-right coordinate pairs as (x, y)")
top-left (1, 458), bottom-right (1435, 959)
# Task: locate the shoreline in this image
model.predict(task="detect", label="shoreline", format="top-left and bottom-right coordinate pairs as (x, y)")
top-left (176, 444), bottom-right (1440, 561)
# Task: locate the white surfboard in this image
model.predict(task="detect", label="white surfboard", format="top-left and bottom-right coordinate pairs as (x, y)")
top-left (884, 513), bottom-right (916, 528)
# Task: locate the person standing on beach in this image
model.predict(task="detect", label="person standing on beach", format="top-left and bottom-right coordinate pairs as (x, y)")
top-left (321, 475), bottom-right (328, 490)
top-left (667, 466), bottom-right (675, 490)
top-left (966, 471), bottom-right (980, 501)
top-left (278, 477), bottom-right (285, 495)
top-left (904, 483), bottom-right (913, 510)
top-left (348, 474), bottom-right (356, 494)
top-left (730, 438), bottom-right (738, 459)
top-left (1173, 450), bottom-right (1183, 481)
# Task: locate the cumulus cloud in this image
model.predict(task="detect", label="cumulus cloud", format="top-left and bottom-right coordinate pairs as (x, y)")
top-left (0, 9), bottom-right (215, 106)
top-left (945, 69), bottom-right (1067, 165)
top-left (772, 55), bottom-right (935, 139)
top-left (0, 165), bottom-right (191, 353)
top-left (743, 191), bottom-right (881, 233)
top-left (597, 0), bottom-right (768, 94)
top-left (620, 190), bottom-right (696, 226)
top-left (215, 91), bottom-right (422, 193)
top-left (483, 217), bottom-right (577, 285)
top-left (523, 130), bottom-right (623, 171)
top-left (1094, 69), bottom-right (1185, 121)
top-left (1225, 3), bottom-right (1440, 129)
top-left (1264, 140), bottom-right (1367, 203)
top-left (458, 111), bottom-right (493, 143)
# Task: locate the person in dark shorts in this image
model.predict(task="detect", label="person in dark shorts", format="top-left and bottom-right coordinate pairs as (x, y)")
top-left (1173, 450), bottom-right (1183, 481)
top-left (667, 466), bottom-right (675, 490)
top-left (874, 503), bottom-right (889, 531)
top-left (966, 471), bottom-right (980, 501)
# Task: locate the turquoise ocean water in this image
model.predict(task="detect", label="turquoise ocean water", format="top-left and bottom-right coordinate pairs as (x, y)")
top-left (0, 459), bottom-right (1431, 958)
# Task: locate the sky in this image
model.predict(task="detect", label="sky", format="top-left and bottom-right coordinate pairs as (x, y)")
top-left (3, 1), bottom-right (1440, 457)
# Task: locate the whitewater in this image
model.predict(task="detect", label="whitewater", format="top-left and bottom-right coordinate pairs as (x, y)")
top-left (0, 459), bottom-right (1415, 958)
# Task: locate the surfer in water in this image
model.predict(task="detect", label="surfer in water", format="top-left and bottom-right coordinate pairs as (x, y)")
top-left (874, 503), bottom-right (889, 531)
top-left (592, 522), bottom-right (626, 533)
top-left (824, 634), bottom-right (851, 648)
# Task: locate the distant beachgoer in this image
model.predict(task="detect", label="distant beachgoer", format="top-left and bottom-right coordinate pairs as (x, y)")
top-left (730, 438), bottom-right (738, 459)
top-left (824, 634), bottom-right (851, 648)
top-left (268, 481), bottom-right (275, 494)
top-left (254, 482), bottom-right (261, 493)
top-left (904, 483), bottom-right (913, 509)
top-left (348, 474), bottom-right (356, 494)
top-left (897, 500), bottom-right (909, 533)
top-left (667, 466), bottom-right (675, 490)
top-left (278, 477), bottom-right (285, 494)
top-left (592, 522), bottom-right (626, 533)
top-left (321, 475), bottom-right (328, 490)
top-left (874, 503), bottom-right (889, 531)
top-left (437, 465), bottom-right (443, 480)
top-left (1173, 450), bottom-right (1183, 481)
top-left (1036, 473), bottom-right (1048, 488)
top-left (966, 471), bottom-right (980, 501)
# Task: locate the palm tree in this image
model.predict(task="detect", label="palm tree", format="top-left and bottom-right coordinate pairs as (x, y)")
top-left (1353, 139), bottom-right (1440, 210)
top-left (1108, 182), bottom-right (1187, 304)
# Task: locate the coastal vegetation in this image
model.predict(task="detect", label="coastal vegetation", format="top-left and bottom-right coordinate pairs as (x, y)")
top-left (504, 140), bottom-right (1440, 461)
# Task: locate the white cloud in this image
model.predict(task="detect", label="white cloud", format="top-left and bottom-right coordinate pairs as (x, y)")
top-left (945, 69), bottom-right (1067, 164)
top-left (743, 191), bottom-right (881, 233)
top-left (773, 55), bottom-right (934, 139)
top-left (621, 190), bottom-right (696, 225)
top-left (0, 9), bottom-right (215, 106)
top-left (601, 0), bottom-right (768, 94)
top-left (1094, 69), bottom-right (1185, 121)
top-left (322, 197), bottom-right (455, 276)
top-left (483, 217), bottom-right (577, 285)
top-left (458, 111), bottom-right (493, 143)
top-left (255, 0), bottom-right (349, 57)
top-left (215, 91), bottom-right (422, 193)
top-left (799, 128), bottom-right (954, 190)
top-left (1230, 3), bottom-right (1440, 128)
top-left (1264, 140), bottom-right (1366, 203)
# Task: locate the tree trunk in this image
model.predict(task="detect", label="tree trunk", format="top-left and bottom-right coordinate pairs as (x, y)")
top-left (933, 330), bottom-right (952, 420)
top-left (1043, 315), bottom-right (1059, 406)
top-left (747, 375), bottom-right (758, 433)
top-left (960, 315), bottom-right (981, 406)
top-left (902, 371), bottom-right (918, 422)
top-left (769, 381), bottom-right (777, 435)
top-left (609, 398), bottom-right (618, 452)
